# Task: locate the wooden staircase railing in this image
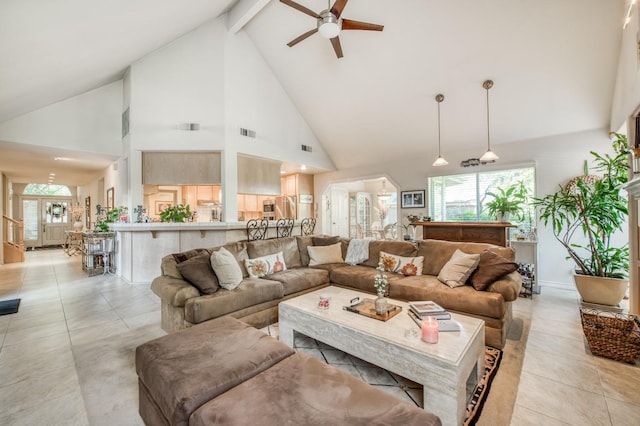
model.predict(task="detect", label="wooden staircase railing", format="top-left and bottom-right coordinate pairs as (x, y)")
top-left (3, 215), bottom-right (25, 263)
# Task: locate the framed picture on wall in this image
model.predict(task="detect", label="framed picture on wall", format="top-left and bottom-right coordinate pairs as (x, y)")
top-left (85, 196), bottom-right (91, 229)
top-left (400, 190), bottom-right (425, 208)
top-left (106, 187), bottom-right (114, 210)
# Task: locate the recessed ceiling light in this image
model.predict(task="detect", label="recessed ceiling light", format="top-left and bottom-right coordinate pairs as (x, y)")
top-left (49, 173), bottom-right (56, 176)
top-left (280, 170), bottom-right (286, 174)
top-left (300, 165), bottom-right (307, 171)
top-left (54, 157), bottom-right (72, 161)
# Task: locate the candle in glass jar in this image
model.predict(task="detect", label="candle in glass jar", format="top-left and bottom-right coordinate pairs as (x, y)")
top-left (421, 317), bottom-right (439, 343)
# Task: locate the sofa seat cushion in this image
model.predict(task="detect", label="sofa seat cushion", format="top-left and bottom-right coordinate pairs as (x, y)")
top-left (330, 265), bottom-right (406, 295)
top-left (135, 316), bottom-right (295, 426)
top-left (389, 275), bottom-right (506, 319)
top-left (184, 278), bottom-right (283, 324)
top-left (189, 352), bottom-right (442, 426)
top-left (265, 267), bottom-right (330, 296)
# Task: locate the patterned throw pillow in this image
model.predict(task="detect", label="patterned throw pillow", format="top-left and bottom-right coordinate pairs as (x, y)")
top-left (379, 251), bottom-right (424, 276)
top-left (244, 251), bottom-right (287, 278)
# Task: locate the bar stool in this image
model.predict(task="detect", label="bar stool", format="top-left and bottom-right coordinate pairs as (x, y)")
top-left (276, 218), bottom-right (294, 238)
top-left (300, 218), bottom-right (316, 236)
top-left (247, 219), bottom-right (269, 241)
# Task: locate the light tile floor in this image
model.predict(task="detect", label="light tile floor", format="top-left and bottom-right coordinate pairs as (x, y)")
top-left (0, 249), bottom-right (639, 425)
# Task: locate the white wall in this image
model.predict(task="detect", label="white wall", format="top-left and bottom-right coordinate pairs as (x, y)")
top-left (314, 128), bottom-right (624, 288)
top-left (0, 81), bottom-right (122, 156)
top-left (611, 2), bottom-right (640, 131)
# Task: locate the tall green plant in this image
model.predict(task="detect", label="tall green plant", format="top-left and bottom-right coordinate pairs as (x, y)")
top-left (532, 133), bottom-right (629, 278)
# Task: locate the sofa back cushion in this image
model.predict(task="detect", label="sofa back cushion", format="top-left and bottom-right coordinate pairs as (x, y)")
top-left (247, 237), bottom-right (302, 269)
top-left (362, 240), bottom-right (418, 268)
top-left (296, 235), bottom-right (314, 266)
top-left (418, 239), bottom-right (515, 275)
top-left (221, 241), bottom-right (250, 278)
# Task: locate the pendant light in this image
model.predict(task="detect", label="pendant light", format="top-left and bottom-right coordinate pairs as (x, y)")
top-left (432, 93), bottom-right (448, 166)
top-left (377, 179), bottom-right (391, 201)
top-left (479, 79), bottom-right (499, 162)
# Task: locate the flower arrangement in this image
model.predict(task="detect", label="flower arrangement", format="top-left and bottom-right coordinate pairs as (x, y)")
top-left (373, 261), bottom-right (388, 297)
top-left (69, 203), bottom-right (84, 222)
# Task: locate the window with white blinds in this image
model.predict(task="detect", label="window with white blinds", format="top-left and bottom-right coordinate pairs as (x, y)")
top-left (427, 166), bottom-right (535, 226)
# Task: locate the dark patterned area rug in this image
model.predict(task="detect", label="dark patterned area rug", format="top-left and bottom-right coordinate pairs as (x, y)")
top-left (271, 328), bottom-right (503, 425)
top-left (464, 346), bottom-right (503, 425)
top-left (0, 298), bottom-right (21, 316)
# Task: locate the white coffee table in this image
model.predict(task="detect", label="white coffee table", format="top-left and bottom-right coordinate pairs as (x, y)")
top-left (278, 286), bottom-right (485, 426)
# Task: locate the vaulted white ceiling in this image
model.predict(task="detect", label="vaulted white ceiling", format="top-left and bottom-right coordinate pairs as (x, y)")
top-left (0, 0), bottom-right (626, 184)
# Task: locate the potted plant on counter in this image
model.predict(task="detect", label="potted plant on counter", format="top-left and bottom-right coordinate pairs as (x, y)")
top-left (484, 181), bottom-right (528, 222)
top-left (533, 133), bottom-right (630, 306)
top-left (159, 204), bottom-right (192, 223)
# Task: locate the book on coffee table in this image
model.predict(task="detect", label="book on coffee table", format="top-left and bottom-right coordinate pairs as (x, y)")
top-left (408, 310), bottom-right (461, 332)
top-left (409, 301), bottom-right (445, 315)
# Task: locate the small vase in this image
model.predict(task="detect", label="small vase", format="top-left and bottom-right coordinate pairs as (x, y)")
top-left (73, 221), bottom-right (83, 230)
top-left (375, 295), bottom-right (387, 315)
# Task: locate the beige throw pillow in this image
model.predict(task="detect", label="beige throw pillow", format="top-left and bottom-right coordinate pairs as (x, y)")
top-left (308, 242), bottom-right (344, 266)
top-left (438, 249), bottom-right (480, 288)
top-left (210, 247), bottom-right (243, 290)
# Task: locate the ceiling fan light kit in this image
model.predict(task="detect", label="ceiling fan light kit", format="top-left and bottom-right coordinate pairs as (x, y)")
top-left (318, 10), bottom-right (341, 38)
top-left (280, 0), bottom-right (384, 58)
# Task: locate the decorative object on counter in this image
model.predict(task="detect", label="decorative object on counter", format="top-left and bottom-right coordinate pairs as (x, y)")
top-left (533, 133), bottom-right (629, 307)
top-left (373, 261), bottom-right (388, 315)
top-left (159, 204), bottom-right (191, 223)
top-left (484, 181), bottom-right (528, 222)
top-left (246, 218), bottom-right (269, 241)
top-left (134, 205), bottom-right (146, 223)
top-left (276, 218), bottom-right (294, 238)
top-left (95, 206), bottom-right (126, 231)
top-left (69, 203), bottom-right (85, 230)
top-left (301, 217), bottom-right (316, 236)
top-left (400, 190), bottom-right (425, 208)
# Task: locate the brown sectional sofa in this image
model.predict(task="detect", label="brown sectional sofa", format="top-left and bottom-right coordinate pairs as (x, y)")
top-left (136, 316), bottom-right (442, 426)
top-left (151, 235), bottom-right (521, 348)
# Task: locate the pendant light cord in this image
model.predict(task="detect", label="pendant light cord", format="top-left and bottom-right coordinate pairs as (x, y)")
top-left (437, 100), bottom-right (442, 156)
top-left (486, 85), bottom-right (491, 151)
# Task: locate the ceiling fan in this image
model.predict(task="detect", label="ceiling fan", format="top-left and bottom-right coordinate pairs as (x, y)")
top-left (280, 0), bottom-right (384, 58)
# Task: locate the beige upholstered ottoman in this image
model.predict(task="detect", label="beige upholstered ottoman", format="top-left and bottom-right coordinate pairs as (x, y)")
top-left (135, 316), bottom-right (295, 426)
top-left (190, 351), bottom-right (442, 426)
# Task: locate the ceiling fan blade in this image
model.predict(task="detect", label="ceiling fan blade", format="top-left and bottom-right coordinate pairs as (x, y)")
top-left (330, 0), bottom-right (349, 18)
top-left (280, 0), bottom-right (320, 19)
top-left (287, 28), bottom-right (318, 47)
top-left (330, 36), bottom-right (344, 58)
top-left (341, 19), bottom-right (384, 31)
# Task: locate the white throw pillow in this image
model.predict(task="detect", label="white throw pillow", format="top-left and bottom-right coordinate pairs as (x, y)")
top-left (244, 251), bottom-right (287, 278)
top-left (308, 242), bottom-right (344, 266)
top-left (210, 247), bottom-right (243, 290)
top-left (379, 251), bottom-right (424, 276)
top-left (437, 249), bottom-right (480, 288)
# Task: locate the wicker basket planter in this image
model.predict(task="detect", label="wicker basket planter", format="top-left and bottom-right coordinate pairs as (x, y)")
top-left (580, 308), bottom-right (640, 364)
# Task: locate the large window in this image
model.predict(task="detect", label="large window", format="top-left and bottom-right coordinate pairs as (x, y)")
top-left (427, 166), bottom-right (535, 228)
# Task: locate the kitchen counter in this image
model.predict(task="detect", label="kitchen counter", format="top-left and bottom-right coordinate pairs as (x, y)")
top-left (110, 221), bottom-right (304, 283)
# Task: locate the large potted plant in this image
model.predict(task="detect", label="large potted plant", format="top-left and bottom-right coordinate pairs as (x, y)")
top-left (484, 181), bottom-right (528, 222)
top-left (533, 133), bottom-right (630, 306)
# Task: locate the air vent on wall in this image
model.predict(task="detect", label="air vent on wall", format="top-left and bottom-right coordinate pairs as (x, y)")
top-left (240, 128), bottom-right (256, 138)
top-left (301, 144), bottom-right (313, 152)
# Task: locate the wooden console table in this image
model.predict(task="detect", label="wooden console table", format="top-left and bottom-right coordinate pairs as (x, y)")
top-left (414, 221), bottom-right (514, 247)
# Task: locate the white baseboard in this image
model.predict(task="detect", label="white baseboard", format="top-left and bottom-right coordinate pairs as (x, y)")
top-left (538, 280), bottom-right (574, 290)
